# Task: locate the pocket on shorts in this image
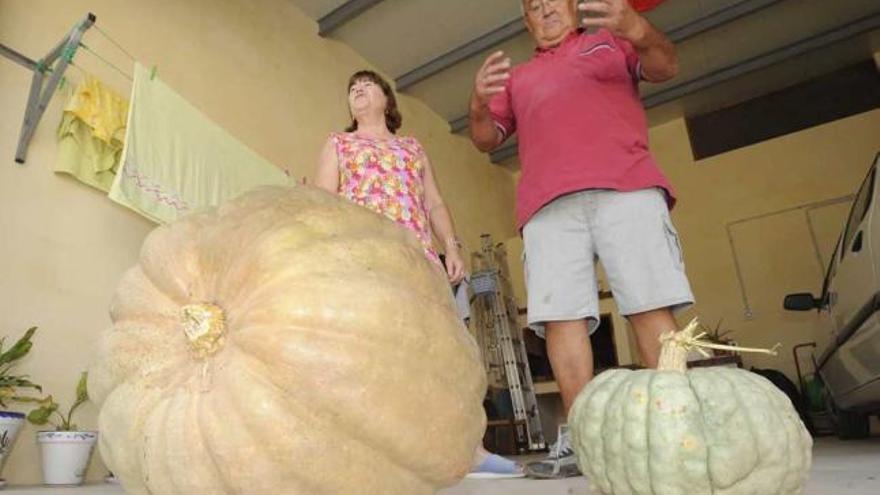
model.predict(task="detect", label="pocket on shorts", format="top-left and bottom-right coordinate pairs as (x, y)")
top-left (662, 216), bottom-right (685, 270)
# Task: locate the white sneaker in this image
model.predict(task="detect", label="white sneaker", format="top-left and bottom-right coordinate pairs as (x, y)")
top-left (525, 425), bottom-right (581, 479)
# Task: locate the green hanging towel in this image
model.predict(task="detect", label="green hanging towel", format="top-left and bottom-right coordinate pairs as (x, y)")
top-left (108, 63), bottom-right (291, 224)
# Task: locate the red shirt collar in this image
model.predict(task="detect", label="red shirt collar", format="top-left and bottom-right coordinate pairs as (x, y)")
top-left (535, 28), bottom-right (584, 55)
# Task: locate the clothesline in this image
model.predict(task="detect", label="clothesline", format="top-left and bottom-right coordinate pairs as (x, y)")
top-left (73, 22), bottom-right (140, 82)
top-left (93, 24), bottom-right (137, 63)
top-left (77, 42), bottom-right (132, 82)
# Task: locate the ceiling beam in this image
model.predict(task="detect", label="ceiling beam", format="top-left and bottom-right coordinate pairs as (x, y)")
top-left (396, 17), bottom-right (524, 91)
top-left (449, 114), bottom-right (470, 134)
top-left (402, 0), bottom-right (781, 95)
top-left (641, 11), bottom-right (880, 109)
top-left (318, 0), bottom-right (384, 37)
top-left (488, 11), bottom-right (880, 164)
top-left (490, 141), bottom-right (519, 163)
top-left (665, 0), bottom-right (782, 41)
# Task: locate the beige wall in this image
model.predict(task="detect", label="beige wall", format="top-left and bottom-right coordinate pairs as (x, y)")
top-left (0, 0), bottom-right (516, 485)
top-left (656, 110), bottom-right (880, 379)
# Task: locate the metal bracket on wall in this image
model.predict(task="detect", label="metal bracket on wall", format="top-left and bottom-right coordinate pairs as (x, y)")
top-left (726, 195), bottom-right (854, 320)
top-left (0, 13), bottom-right (95, 164)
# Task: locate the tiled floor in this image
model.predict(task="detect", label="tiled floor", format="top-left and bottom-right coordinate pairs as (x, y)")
top-left (439, 437), bottom-right (880, 495)
top-left (4, 437), bottom-right (878, 494)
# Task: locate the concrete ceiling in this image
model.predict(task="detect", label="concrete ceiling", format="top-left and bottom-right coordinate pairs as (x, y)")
top-left (290, 0), bottom-right (880, 166)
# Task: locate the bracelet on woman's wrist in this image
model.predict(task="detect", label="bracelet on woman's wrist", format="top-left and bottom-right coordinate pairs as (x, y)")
top-left (445, 236), bottom-right (462, 250)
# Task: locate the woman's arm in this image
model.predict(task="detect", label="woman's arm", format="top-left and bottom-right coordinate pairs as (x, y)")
top-left (314, 137), bottom-right (340, 192)
top-left (422, 154), bottom-right (466, 283)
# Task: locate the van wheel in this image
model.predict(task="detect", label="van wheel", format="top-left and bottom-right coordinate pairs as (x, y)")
top-left (836, 409), bottom-right (870, 439)
top-left (826, 395), bottom-right (870, 439)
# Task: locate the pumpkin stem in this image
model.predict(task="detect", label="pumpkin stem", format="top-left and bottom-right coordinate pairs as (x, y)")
top-left (180, 303), bottom-right (227, 359)
top-left (657, 318), bottom-right (781, 372)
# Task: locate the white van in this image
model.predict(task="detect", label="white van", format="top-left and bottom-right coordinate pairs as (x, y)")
top-left (785, 152), bottom-right (880, 438)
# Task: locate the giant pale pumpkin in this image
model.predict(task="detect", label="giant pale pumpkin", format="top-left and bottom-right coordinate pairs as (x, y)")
top-left (570, 320), bottom-right (812, 495)
top-left (89, 186), bottom-right (487, 495)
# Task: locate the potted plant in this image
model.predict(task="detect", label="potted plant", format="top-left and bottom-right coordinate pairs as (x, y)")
top-left (701, 319), bottom-right (737, 357)
top-left (28, 372), bottom-right (97, 486)
top-left (0, 327), bottom-right (43, 486)
top-left (684, 320), bottom-right (739, 363)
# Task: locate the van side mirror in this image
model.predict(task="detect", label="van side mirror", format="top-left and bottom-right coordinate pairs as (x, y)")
top-left (784, 293), bottom-right (821, 311)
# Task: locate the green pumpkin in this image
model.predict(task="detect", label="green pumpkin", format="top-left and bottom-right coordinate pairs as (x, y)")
top-left (569, 321), bottom-right (812, 495)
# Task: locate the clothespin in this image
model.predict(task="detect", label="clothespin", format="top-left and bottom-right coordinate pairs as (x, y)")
top-left (149, 65), bottom-right (158, 81)
top-left (63, 45), bottom-right (75, 63)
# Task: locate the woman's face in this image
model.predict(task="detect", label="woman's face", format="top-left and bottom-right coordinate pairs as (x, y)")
top-left (348, 77), bottom-right (388, 117)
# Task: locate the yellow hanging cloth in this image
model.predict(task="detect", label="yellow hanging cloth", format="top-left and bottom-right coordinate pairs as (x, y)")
top-left (56, 75), bottom-right (129, 192)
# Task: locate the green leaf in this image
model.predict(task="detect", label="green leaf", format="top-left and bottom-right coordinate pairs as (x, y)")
top-left (0, 327), bottom-right (37, 367)
top-left (0, 376), bottom-right (42, 391)
top-left (62, 372), bottom-right (90, 429)
top-left (27, 406), bottom-right (54, 425)
top-left (75, 372), bottom-right (88, 403)
top-left (28, 394), bottom-right (59, 426)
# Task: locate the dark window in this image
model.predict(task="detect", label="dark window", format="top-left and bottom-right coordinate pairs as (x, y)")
top-left (687, 61), bottom-right (880, 160)
top-left (841, 167), bottom-right (876, 259)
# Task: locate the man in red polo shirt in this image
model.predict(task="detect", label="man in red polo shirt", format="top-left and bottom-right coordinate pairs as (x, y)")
top-left (469, 0), bottom-right (694, 477)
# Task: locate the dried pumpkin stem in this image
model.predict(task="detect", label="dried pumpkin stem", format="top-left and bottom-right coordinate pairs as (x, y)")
top-left (180, 303), bottom-right (227, 359)
top-left (658, 318), bottom-right (781, 372)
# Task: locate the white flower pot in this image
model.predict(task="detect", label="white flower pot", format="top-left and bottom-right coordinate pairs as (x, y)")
top-left (0, 412), bottom-right (26, 477)
top-left (36, 431), bottom-right (98, 485)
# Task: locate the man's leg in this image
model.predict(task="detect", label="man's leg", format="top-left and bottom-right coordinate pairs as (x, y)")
top-left (545, 319), bottom-right (594, 414)
top-left (592, 188), bottom-right (695, 370)
top-left (521, 192), bottom-right (597, 479)
top-left (627, 307), bottom-right (678, 368)
top-left (525, 319), bottom-right (592, 479)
